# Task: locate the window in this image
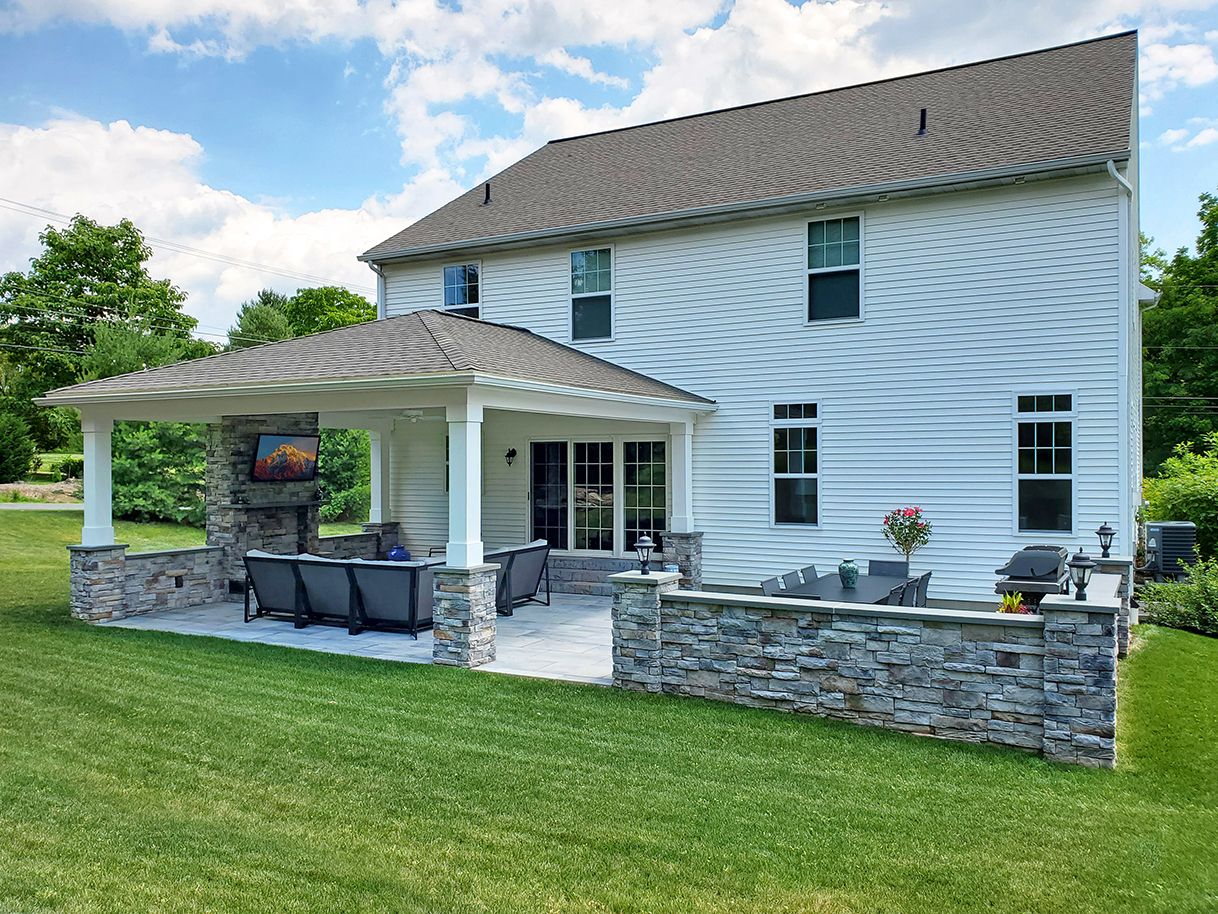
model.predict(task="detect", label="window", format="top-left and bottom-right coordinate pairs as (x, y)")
top-left (573, 442), bottom-right (614, 550)
top-left (443, 263), bottom-right (480, 317)
top-left (624, 441), bottom-right (667, 550)
top-left (807, 216), bottom-right (861, 322)
top-left (570, 248), bottom-right (612, 340)
top-left (1015, 394), bottom-right (1074, 533)
top-left (772, 402), bottom-right (819, 525)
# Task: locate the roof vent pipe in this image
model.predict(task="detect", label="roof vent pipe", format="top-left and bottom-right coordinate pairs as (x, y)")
top-left (917, 108), bottom-right (927, 136)
top-left (483, 181), bottom-right (492, 205)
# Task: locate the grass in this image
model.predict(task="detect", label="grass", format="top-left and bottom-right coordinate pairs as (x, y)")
top-left (0, 510), bottom-right (1216, 914)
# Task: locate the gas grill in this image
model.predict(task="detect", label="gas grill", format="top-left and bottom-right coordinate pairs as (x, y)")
top-left (994, 545), bottom-right (1069, 608)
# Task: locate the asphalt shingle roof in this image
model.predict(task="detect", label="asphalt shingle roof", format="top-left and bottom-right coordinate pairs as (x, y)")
top-left (42, 310), bottom-right (713, 404)
top-left (363, 32), bottom-right (1136, 259)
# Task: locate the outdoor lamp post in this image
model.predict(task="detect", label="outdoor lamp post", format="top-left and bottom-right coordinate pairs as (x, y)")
top-left (634, 535), bottom-right (655, 575)
top-left (1068, 549), bottom-right (1097, 601)
top-left (1095, 521), bottom-right (1115, 559)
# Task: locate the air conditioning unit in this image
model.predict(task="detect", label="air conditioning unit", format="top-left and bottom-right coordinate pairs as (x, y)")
top-left (1145, 521), bottom-right (1197, 580)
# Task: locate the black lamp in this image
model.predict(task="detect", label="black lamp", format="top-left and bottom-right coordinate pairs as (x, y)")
top-left (504, 448), bottom-right (517, 467)
top-left (1067, 549), bottom-right (1097, 601)
top-left (634, 535), bottom-right (655, 575)
top-left (1095, 521), bottom-right (1115, 559)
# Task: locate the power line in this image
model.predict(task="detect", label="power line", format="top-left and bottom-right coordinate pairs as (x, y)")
top-left (0, 341), bottom-right (86, 356)
top-left (2, 297), bottom-right (274, 347)
top-left (0, 195), bottom-right (376, 296)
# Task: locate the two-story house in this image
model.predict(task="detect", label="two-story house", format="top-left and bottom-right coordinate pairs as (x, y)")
top-left (44, 31), bottom-right (1144, 610)
top-left (357, 31), bottom-right (1143, 600)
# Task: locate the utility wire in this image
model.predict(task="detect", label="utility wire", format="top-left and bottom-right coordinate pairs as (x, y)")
top-left (0, 341), bottom-right (86, 356)
top-left (0, 195), bottom-right (376, 295)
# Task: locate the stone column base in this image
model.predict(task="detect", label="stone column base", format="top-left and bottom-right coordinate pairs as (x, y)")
top-left (68, 544), bottom-right (129, 622)
top-left (663, 531), bottom-right (703, 590)
top-left (432, 564), bottom-right (499, 668)
top-left (609, 570), bottom-right (681, 692)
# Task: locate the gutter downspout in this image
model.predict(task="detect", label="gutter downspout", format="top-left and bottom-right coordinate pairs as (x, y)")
top-left (1107, 158), bottom-right (1135, 555)
top-left (368, 262), bottom-right (387, 320)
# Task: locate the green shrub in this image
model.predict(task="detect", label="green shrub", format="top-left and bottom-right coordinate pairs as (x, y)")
top-left (111, 421), bottom-right (206, 525)
top-left (319, 483), bottom-right (370, 523)
top-left (1144, 433), bottom-right (1218, 558)
top-left (57, 456), bottom-right (84, 480)
top-left (0, 413), bottom-right (37, 483)
top-left (1140, 553), bottom-right (1218, 637)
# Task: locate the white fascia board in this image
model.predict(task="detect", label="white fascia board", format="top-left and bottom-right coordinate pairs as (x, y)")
top-left (360, 153), bottom-right (1130, 264)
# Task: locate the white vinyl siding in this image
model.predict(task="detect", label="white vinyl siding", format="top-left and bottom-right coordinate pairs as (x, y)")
top-left (384, 174), bottom-right (1129, 598)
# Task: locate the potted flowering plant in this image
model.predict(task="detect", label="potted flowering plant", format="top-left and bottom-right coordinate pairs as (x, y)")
top-left (882, 506), bottom-right (932, 566)
top-left (997, 592), bottom-right (1032, 614)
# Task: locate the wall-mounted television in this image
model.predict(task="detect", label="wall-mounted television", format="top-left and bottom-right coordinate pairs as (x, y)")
top-left (250, 434), bottom-right (320, 482)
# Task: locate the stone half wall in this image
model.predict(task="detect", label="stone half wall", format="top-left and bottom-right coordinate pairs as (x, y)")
top-left (611, 572), bottom-right (1120, 768)
top-left (68, 545), bottom-right (225, 622)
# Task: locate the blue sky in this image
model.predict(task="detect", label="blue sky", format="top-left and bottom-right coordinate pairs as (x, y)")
top-left (1, 1), bottom-right (1216, 333)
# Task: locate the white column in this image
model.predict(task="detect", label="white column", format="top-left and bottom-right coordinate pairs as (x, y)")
top-left (669, 420), bottom-right (695, 534)
top-left (445, 399), bottom-right (484, 567)
top-left (368, 426), bottom-right (393, 524)
top-left (81, 413), bottom-right (115, 546)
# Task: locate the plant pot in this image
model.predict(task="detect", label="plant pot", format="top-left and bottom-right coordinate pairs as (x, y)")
top-left (838, 559), bottom-right (859, 589)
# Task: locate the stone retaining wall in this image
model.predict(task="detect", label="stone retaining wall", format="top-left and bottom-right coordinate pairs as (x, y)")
top-left (611, 572), bottom-right (1121, 767)
top-left (68, 544), bottom-right (225, 622)
top-left (317, 532), bottom-right (380, 560)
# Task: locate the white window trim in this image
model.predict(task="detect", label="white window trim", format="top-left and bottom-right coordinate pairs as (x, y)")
top-left (568, 244), bottom-right (615, 343)
top-left (803, 212), bottom-right (865, 327)
top-left (1011, 389), bottom-right (1078, 537)
top-left (442, 260), bottom-right (481, 316)
top-left (769, 400), bottom-right (822, 528)
top-left (526, 434), bottom-right (671, 557)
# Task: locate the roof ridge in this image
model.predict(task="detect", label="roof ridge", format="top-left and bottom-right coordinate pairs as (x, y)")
top-left (417, 309), bottom-right (472, 371)
top-left (548, 30), bottom-right (1137, 146)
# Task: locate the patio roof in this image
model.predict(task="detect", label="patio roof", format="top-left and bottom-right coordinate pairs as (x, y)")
top-left (39, 310), bottom-right (714, 409)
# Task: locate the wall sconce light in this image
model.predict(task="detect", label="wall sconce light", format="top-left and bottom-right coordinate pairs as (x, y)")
top-left (504, 448), bottom-right (517, 467)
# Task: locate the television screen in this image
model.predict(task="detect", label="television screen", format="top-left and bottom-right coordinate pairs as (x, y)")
top-left (250, 434), bottom-right (320, 482)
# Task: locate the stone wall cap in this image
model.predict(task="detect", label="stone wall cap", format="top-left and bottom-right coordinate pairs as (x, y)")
top-left (661, 589), bottom-right (1045, 627)
top-left (68, 543), bottom-right (130, 553)
top-left (609, 570), bottom-right (682, 586)
top-left (318, 532), bottom-right (377, 541)
top-left (127, 545), bottom-right (224, 559)
top-left (434, 562), bottom-right (502, 574)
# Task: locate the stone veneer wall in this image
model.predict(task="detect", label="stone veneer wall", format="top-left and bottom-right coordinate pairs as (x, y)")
top-left (68, 544), bottom-right (225, 622)
top-left (317, 533), bottom-right (381, 559)
top-left (611, 572), bottom-right (1121, 767)
top-left (205, 414), bottom-right (321, 589)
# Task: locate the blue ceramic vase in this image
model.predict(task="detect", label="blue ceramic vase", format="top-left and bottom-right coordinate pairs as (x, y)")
top-left (838, 559), bottom-right (859, 588)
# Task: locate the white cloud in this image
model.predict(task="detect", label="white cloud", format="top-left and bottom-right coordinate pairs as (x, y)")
top-left (0, 116), bottom-right (462, 332)
top-left (538, 49), bottom-right (629, 89)
top-left (1159, 127), bottom-right (1191, 144)
top-left (1185, 126), bottom-right (1218, 147)
top-left (1140, 39), bottom-right (1218, 103)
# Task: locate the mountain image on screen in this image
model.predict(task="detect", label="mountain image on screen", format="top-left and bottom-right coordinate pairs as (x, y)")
top-left (252, 436), bottom-right (318, 481)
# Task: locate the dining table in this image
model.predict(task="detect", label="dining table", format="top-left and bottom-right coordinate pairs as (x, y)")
top-left (783, 572), bottom-right (914, 605)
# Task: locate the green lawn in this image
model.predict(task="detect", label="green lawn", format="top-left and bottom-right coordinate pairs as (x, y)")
top-left (0, 511), bottom-right (1215, 914)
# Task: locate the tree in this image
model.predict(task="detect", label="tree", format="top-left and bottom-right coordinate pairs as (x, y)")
top-left (80, 324), bottom-right (215, 381)
top-left (0, 412), bottom-right (37, 483)
top-left (0, 215), bottom-right (195, 449)
top-left (284, 286), bottom-right (374, 335)
top-left (1142, 192), bottom-right (1218, 470)
top-left (227, 289), bottom-right (293, 349)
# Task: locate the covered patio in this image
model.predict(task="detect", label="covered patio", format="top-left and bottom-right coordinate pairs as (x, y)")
top-left (39, 310), bottom-right (715, 673)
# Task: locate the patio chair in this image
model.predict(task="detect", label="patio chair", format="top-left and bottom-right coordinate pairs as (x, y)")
top-left (914, 571), bottom-right (932, 607)
top-left (869, 559), bottom-right (910, 577)
top-left (295, 554), bottom-right (360, 634)
top-left (348, 560), bottom-right (433, 638)
top-left (800, 565), bottom-right (818, 584)
top-left (900, 579), bottom-right (918, 606)
top-left (760, 577), bottom-right (781, 596)
top-left (243, 551), bottom-right (306, 627)
top-left (484, 540), bottom-right (552, 616)
top-left (885, 582), bottom-right (907, 606)
top-left (781, 570), bottom-right (802, 590)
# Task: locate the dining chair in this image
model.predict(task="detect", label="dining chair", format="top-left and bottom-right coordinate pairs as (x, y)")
top-left (870, 559), bottom-right (910, 577)
top-left (781, 571), bottom-right (802, 591)
top-left (799, 564), bottom-right (818, 584)
top-left (760, 577), bottom-right (782, 596)
top-left (885, 583), bottom-right (906, 605)
top-left (915, 571), bottom-right (932, 607)
top-left (900, 580), bottom-right (918, 606)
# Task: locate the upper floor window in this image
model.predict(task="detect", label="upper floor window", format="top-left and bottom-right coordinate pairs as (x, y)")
top-left (443, 263), bottom-right (480, 318)
top-left (772, 401), bottom-right (819, 526)
top-left (807, 216), bottom-right (861, 322)
top-left (571, 247), bottom-right (612, 341)
top-left (1015, 393), bottom-right (1074, 533)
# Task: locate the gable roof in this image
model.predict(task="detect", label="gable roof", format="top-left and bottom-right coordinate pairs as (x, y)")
top-left (363, 31), bottom-right (1136, 261)
top-left (40, 310), bottom-right (713, 405)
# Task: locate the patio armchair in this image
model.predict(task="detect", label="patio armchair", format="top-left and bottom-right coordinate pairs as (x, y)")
top-left (869, 559), bottom-right (910, 577)
top-left (914, 571), bottom-right (932, 607)
top-left (760, 577), bottom-right (781, 596)
top-left (348, 559), bottom-right (434, 638)
top-left (243, 551), bottom-right (305, 628)
top-left (484, 540), bottom-right (552, 616)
